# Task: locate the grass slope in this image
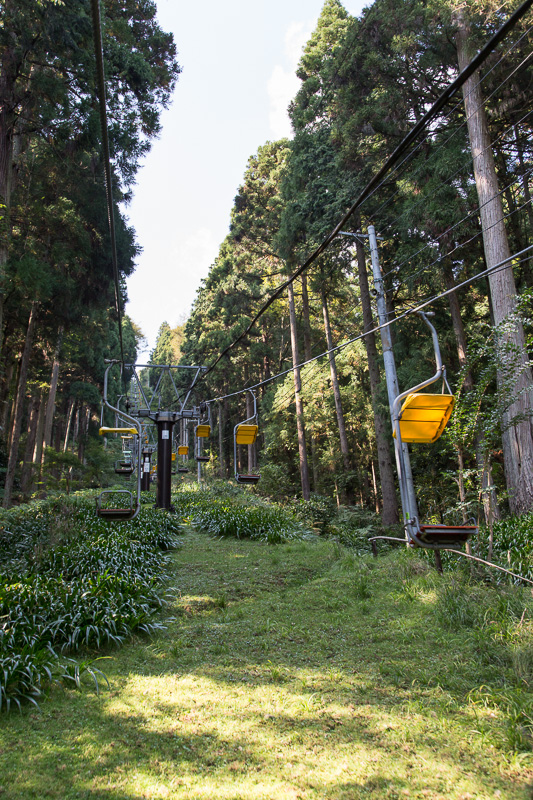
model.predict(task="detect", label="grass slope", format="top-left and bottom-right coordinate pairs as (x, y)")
top-left (1, 530), bottom-right (533, 799)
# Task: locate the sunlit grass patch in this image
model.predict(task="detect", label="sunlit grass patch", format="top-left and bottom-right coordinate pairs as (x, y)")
top-left (1, 524), bottom-right (533, 798)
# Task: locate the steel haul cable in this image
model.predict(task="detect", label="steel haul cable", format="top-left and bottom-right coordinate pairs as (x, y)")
top-left (187, 0), bottom-right (533, 394)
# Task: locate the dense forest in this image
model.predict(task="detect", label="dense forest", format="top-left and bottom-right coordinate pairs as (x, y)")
top-left (1, 0), bottom-right (532, 543)
top-left (173, 0), bottom-right (533, 533)
top-left (0, 0), bottom-right (179, 505)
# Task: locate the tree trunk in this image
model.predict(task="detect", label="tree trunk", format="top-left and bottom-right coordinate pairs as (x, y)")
top-left (355, 236), bottom-right (399, 525)
top-left (301, 274), bottom-right (318, 491)
top-left (77, 404), bottom-right (87, 463)
top-left (20, 393), bottom-right (40, 494)
top-left (0, 356), bottom-right (15, 444)
top-left (218, 401), bottom-right (224, 478)
top-left (62, 397), bottom-right (76, 452)
top-left (514, 125), bottom-right (533, 278)
top-left (0, 44), bottom-right (16, 359)
top-left (287, 281), bottom-right (310, 501)
top-left (3, 302), bottom-right (38, 507)
top-left (456, 11), bottom-right (533, 515)
top-left (41, 326), bottom-right (64, 461)
top-left (321, 284), bottom-right (352, 504)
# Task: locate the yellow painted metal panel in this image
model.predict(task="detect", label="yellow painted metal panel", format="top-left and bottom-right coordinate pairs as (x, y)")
top-left (99, 427), bottom-right (138, 436)
top-left (236, 424), bottom-right (258, 445)
top-left (196, 424), bottom-right (211, 438)
top-left (394, 393), bottom-right (455, 443)
top-left (178, 445), bottom-right (189, 456)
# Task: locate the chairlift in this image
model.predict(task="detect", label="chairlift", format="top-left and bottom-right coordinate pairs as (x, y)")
top-left (97, 368), bottom-right (142, 521)
top-left (114, 460), bottom-right (135, 476)
top-left (95, 489), bottom-right (138, 520)
top-left (392, 312), bottom-right (477, 550)
top-left (195, 406), bottom-right (211, 463)
top-left (234, 390), bottom-right (260, 485)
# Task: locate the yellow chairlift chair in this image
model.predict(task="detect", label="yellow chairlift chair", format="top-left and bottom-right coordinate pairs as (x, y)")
top-left (392, 312), bottom-right (477, 549)
top-left (234, 390), bottom-right (260, 485)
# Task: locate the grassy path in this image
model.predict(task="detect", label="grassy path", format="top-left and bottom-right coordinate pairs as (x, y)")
top-left (2, 532), bottom-right (533, 799)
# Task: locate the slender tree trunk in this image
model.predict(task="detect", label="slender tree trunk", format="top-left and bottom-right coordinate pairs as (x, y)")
top-left (62, 398), bottom-right (76, 452)
top-left (0, 46), bottom-right (16, 359)
top-left (41, 326), bottom-right (64, 461)
top-left (456, 12), bottom-right (533, 514)
top-left (301, 274), bottom-right (318, 491)
top-left (514, 125), bottom-right (533, 277)
top-left (20, 392), bottom-right (41, 494)
top-left (0, 356), bottom-right (15, 444)
top-left (355, 236), bottom-right (399, 525)
top-left (320, 284), bottom-right (352, 503)
top-left (287, 281), bottom-right (310, 501)
top-left (77, 404), bottom-right (87, 462)
top-left (3, 302), bottom-right (37, 507)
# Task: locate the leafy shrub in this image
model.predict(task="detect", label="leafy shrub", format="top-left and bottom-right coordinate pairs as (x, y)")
top-left (0, 495), bottom-right (182, 710)
top-left (293, 493), bottom-right (337, 534)
top-left (491, 512), bottom-right (533, 582)
top-left (172, 488), bottom-right (311, 543)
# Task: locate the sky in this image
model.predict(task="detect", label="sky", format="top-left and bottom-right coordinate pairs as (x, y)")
top-left (126, 0), bottom-right (370, 360)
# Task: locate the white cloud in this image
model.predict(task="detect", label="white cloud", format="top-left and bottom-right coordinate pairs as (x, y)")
top-left (267, 20), bottom-right (312, 140)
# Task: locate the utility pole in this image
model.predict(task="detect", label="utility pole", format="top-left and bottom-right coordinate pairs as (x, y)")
top-left (368, 225), bottom-right (418, 527)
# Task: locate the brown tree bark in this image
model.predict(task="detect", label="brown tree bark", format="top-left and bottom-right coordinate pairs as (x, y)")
top-left (355, 236), bottom-right (399, 525)
top-left (62, 397), bottom-right (76, 452)
top-left (3, 302), bottom-right (38, 507)
top-left (41, 326), bottom-right (64, 461)
top-left (456, 11), bottom-right (533, 514)
top-left (320, 284), bottom-right (353, 504)
top-left (20, 393), bottom-right (40, 494)
top-left (301, 274), bottom-right (318, 491)
top-left (288, 281), bottom-right (310, 501)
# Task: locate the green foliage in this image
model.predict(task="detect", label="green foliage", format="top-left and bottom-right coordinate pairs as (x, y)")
top-left (172, 488), bottom-right (310, 544)
top-left (0, 494), bottom-right (182, 710)
top-left (491, 512), bottom-right (533, 582)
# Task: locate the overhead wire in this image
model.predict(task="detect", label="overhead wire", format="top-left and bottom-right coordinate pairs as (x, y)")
top-left (187, 0), bottom-right (533, 395)
top-left (90, 0), bottom-right (126, 366)
top-left (380, 166), bottom-right (533, 286)
top-left (374, 107), bottom-right (532, 241)
top-left (203, 244), bottom-right (533, 405)
top-left (368, 21), bottom-right (533, 223)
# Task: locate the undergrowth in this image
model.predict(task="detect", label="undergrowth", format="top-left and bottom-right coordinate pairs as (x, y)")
top-left (173, 486), bottom-right (311, 543)
top-left (0, 493), bottom-right (182, 711)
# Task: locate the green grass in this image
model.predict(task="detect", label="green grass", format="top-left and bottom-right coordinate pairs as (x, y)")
top-left (2, 528), bottom-right (533, 798)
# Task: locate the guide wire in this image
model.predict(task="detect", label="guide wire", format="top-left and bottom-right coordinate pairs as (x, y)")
top-left (90, 0), bottom-right (126, 368)
top-left (187, 0), bottom-right (533, 396)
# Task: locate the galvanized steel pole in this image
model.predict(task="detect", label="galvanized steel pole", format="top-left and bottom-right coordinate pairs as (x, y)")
top-left (368, 225), bottom-right (418, 526)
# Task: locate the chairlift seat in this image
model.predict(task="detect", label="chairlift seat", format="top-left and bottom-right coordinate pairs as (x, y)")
top-left (196, 425), bottom-right (211, 438)
top-left (99, 427), bottom-right (138, 436)
top-left (196, 456), bottom-right (210, 463)
top-left (394, 393), bottom-right (455, 443)
top-left (178, 467), bottom-right (189, 474)
top-left (115, 461), bottom-right (135, 475)
top-left (236, 424), bottom-right (258, 445)
top-left (416, 523), bottom-right (476, 547)
top-left (236, 473), bottom-right (260, 484)
top-left (178, 445), bottom-right (189, 456)
top-left (95, 490), bottom-right (139, 521)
